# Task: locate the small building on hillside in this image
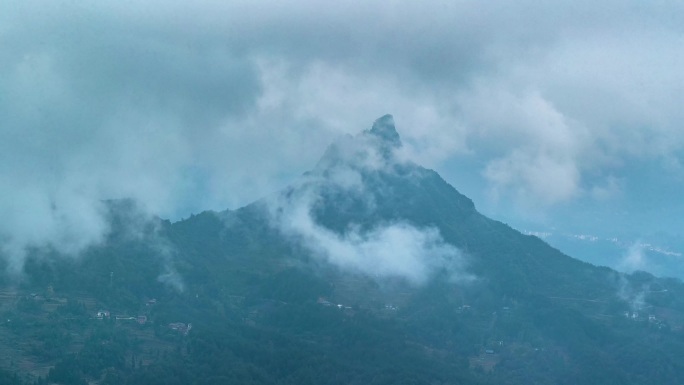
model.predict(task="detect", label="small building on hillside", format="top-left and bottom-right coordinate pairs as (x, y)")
top-left (96, 310), bottom-right (110, 319)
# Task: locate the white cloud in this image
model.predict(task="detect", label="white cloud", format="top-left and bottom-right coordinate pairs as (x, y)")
top-left (2, 0), bottom-right (684, 270)
top-left (619, 242), bottom-right (647, 274)
top-left (484, 150), bottom-right (581, 205)
top-left (276, 193), bottom-right (464, 285)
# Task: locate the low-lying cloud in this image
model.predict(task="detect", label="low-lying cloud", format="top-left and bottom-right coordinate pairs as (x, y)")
top-left (274, 192), bottom-right (468, 285)
top-left (616, 273), bottom-right (646, 313)
top-left (619, 242), bottom-right (648, 274)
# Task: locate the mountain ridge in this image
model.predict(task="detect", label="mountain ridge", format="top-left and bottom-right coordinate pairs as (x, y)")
top-left (4, 116), bottom-right (684, 384)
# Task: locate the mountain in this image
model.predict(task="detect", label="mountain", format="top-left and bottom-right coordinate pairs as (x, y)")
top-left (3, 116), bottom-right (684, 384)
top-left (526, 229), bottom-right (684, 279)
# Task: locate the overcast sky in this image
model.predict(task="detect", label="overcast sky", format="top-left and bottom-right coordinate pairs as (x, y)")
top-left (2, 0), bottom-right (683, 267)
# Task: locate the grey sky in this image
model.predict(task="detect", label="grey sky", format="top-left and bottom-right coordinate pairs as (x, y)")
top-left (2, 1), bottom-right (683, 269)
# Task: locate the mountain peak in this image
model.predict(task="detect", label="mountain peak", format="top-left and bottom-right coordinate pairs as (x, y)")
top-left (369, 114), bottom-right (401, 148)
top-left (315, 114), bottom-right (403, 171)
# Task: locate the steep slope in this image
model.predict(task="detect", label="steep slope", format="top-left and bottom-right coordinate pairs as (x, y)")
top-left (164, 115), bottom-right (684, 384)
top-left (4, 116), bottom-right (684, 384)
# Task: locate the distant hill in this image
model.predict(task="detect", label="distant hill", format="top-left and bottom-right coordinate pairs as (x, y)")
top-left (3, 116), bottom-right (684, 385)
top-left (526, 229), bottom-right (684, 279)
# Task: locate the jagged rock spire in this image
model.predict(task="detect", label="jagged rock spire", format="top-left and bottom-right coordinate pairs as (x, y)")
top-left (369, 114), bottom-right (402, 148)
top-left (314, 115), bottom-right (403, 171)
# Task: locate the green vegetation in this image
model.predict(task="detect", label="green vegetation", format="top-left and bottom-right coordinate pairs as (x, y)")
top-left (3, 140), bottom-right (684, 384)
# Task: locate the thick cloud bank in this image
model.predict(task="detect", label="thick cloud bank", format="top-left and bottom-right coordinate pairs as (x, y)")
top-left (2, 0), bottom-right (683, 270)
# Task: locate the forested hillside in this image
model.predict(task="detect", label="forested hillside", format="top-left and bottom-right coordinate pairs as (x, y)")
top-left (2, 117), bottom-right (684, 384)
